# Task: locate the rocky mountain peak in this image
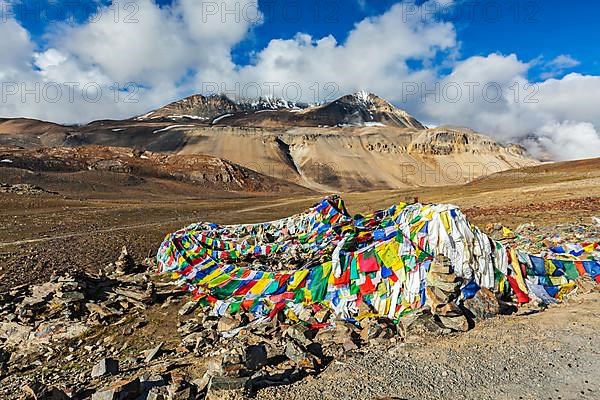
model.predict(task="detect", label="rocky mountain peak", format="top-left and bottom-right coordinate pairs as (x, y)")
top-left (138, 91), bottom-right (425, 129)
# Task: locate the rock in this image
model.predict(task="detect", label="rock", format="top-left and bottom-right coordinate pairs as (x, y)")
top-left (115, 246), bottom-right (136, 275)
top-left (0, 322), bottom-right (32, 346)
top-left (205, 357), bottom-right (225, 377)
top-left (145, 342), bottom-right (164, 363)
top-left (463, 288), bottom-right (500, 319)
top-left (285, 342), bottom-right (316, 369)
top-left (283, 324), bottom-right (312, 346)
top-left (425, 286), bottom-right (449, 312)
top-left (91, 358), bottom-right (119, 378)
top-left (140, 374), bottom-right (166, 392)
top-left (146, 390), bottom-right (165, 400)
top-left (178, 301), bottom-right (199, 316)
top-left (221, 351), bottom-right (245, 377)
top-left (114, 287), bottom-right (155, 305)
top-left (342, 339), bottom-right (358, 352)
top-left (207, 375), bottom-right (249, 392)
top-left (429, 256), bottom-right (452, 274)
top-left (217, 316), bottom-right (240, 333)
top-left (192, 373), bottom-right (212, 392)
top-left (244, 345), bottom-right (268, 370)
top-left (178, 320), bottom-right (202, 335)
top-left (86, 303), bottom-right (121, 320)
top-left (92, 378), bottom-right (141, 400)
top-left (399, 311), bottom-right (448, 336)
top-left (435, 302), bottom-right (463, 317)
top-left (22, 282), bottom-right (60, 306)
top-left (166, 375), bottom-right (196, 400)
top-left (168, 384), bottom-right (196, 400)
top-left (314, 322), bottom-right (355, 345)
top-left (34, 321), bottom-right (88, 343)
top-left (55, 291), bottom-right (85, 303)
top-left (438, 315), bottom-right (469, 332)
top-left (426, 272), bottom-right (460, 289)
top-left (23, 380), bottom-right (70, 400)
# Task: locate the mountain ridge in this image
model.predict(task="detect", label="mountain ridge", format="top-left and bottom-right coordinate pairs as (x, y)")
top-left (138, 91), bottom-right (425, 129)
top-left (0, 92), bottom-right (539, 191)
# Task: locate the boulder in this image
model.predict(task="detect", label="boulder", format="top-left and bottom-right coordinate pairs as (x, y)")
top-left (438, 315), bottom-right (469, 332)
top-left (91, 378), bottom-right (141, 400)
top-left (463, 288), bottom-right (500, 319)
top-left (244, 345), bottom-right (268, 370)
top-left (91, 358), bottom-right (119, 378)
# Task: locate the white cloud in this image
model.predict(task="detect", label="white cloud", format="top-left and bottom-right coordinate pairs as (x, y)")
top-left (548, 54), bottom-right (580, 69)
top-left (540, 54), bottom-right (581, 79)
top-left (535, 121), bottom-right (600, 161)
top-left (225, 1), bottom-right (456, 102)
top-left (0, 0), bottom-right (261, 122)
top-left (0, 12), bottom-right (35, 73)
top-left (418, 53), bottom-right (600, 160)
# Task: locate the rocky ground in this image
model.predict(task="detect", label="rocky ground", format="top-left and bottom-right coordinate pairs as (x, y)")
top-left (1, 247), bottom-right (599, 400)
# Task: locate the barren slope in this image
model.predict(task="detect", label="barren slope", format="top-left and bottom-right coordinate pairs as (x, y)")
top-left (0, 145), bottom-right (310, 196)
top-left (178, 125), bottom-right (537, 191)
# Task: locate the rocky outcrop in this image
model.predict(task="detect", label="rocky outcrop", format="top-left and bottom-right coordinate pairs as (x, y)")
top-left (0, 145), bottom-right (309, 193)
top-left (408, 127), bottom-right (528, 156)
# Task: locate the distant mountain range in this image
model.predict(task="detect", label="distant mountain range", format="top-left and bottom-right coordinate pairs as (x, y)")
top-left (0, 92), bottom-right (538, 192)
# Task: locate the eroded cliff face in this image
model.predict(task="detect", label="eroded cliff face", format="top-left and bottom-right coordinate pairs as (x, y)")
top-left (178, 125), bottom-right (539, 191)
top-left (407, 128), bottom-right (528, 156)
top-left (0, 145), bottom-right (307, 193)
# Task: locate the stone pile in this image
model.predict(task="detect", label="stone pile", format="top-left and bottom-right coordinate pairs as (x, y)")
top-left (425, 255), bottom-right (470, 332)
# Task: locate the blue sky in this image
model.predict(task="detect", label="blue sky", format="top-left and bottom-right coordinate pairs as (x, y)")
top-left (2, 0), bottom-right (600, 160)
top-left (10, 0), bottom-right (599, 80)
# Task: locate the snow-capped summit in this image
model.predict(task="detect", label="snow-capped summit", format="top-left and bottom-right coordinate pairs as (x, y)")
top-left (137, 92), bottom-right (424, 129)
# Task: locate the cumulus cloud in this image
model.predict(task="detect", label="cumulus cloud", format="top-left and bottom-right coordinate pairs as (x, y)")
top-left (0, 0), bottom-right (261, 122)
top-left (534, 121), bottom-right (600, 161)
top-left (225, 1), bottom-right (456, 102)
top-left (0, 10), bottom-right (35, 74)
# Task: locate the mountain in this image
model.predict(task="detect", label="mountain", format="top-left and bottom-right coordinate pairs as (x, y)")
top-left (0, 92), bottom-right (539, 192)
top-left (0, 118), bottom-right (73, 148)
top-left (138, 93), bottom-right (305, 122)
top-left (137, 91), bottom-right (424, 129)
top-left (304, 91), bottom-right (425, 129)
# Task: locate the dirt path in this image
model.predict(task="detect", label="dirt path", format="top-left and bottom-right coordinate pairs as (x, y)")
top-left (0, 196), bottom-right (319, 249)
top-left (233, 196), bottom-right (320, 214)
top-left (0, 220), bottom-right (184, 248)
